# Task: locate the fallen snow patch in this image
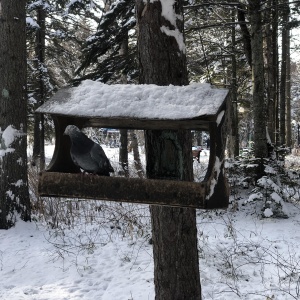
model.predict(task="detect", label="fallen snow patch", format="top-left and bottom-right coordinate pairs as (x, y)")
top-left (2, 125), bottom-right (18, 148)
top-left (263, 208), bottom-right (274, 217)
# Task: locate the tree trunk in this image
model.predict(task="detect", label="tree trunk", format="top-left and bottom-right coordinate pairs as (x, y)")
top-left (249, 0), bottom-right (268, 158)
top-left (286, 21), bottom-right (291, 148)
top-left (266, 0), bottom-right (277, 144)
top-left (237, 8), bottom-right (252, 68)
top-left (136, 1), bottom-right (202, 299)
top-left (273, 0), bottom-right (280, 146)
top-left (0, 0), bottom-right (31, 228)
top-left (118, 33), bottom-right (129, 176)
top-left (195, 131), bottom-right (202, 147)
top-left (32, 5), bottom-right (46, 170)
top-left (119, 129), bottom-right (129, 176)
top-left (129, 130), bottom-right (144, 178)
top-left (231, 7), bottom-right (239, 157)
top-left (279, 0), bottom-right (289, 146)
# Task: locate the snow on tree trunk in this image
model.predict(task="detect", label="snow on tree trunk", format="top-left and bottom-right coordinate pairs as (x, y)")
top-left (136, 0), bottom-right (202, 299)
top-left (0, 0), bottom-right (31, 228)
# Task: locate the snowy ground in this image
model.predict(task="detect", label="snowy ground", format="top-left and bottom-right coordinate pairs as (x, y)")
top-left (1, 145), bottom-right (300, 299)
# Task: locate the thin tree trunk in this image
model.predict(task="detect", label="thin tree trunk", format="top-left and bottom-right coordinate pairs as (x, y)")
top-left (119, 129), bottom-right (129, 177)
top-left (118, 23), bottom-right (129, 176)
top-left (249, 0), bottom-right (268, 158)
top-left (273, 0), bottom-right (280, 146)
top-left (136, 1), bottom-right (202, 299)
top-left (231, 7), bottom-right (239, 157)
top-left (129, 130), bottom-right (144, 178)
top-left (280, 0), bottom-right (289, 146)
top-left (32, 5), bottom-right (46, 170)
top-left (266, 0), bottom-right (277, 144)
top-left (195, 131), bottom-right (202, 147)
top-left (237, 8), bottom-right (252, 68)
top-left (286, 26), bottom-right (291, 148)
top-left (0, 0), bottom-right (31, 228)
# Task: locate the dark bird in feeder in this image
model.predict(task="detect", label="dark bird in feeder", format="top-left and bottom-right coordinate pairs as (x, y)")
top-left (64, 125), bottom-right (114, 176)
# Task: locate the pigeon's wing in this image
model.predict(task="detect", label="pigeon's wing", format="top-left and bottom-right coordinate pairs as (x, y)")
top-left (67, 129), bottom-right (113, 175)
top-left (70, 151), bottom-right (80, 167)
top-left (70, 146), bottom-right (100, 172)
top-left (90, 143), bottom-right (114, 173)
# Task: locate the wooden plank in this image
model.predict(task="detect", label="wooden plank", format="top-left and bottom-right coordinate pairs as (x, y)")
top-left (80, 116), bottom-right (213, 131)
top-left (38, 172), bottom-right (211, 209)
top-left (40, 114), bottom-right (214, 131)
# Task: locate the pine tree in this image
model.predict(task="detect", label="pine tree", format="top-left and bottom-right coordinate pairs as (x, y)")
top-left (0, 0), bottom-right (31, 228)
top-left (76, 0), bottom-right (137, 83)
top-left (136, 0), bottom-right (202, 298)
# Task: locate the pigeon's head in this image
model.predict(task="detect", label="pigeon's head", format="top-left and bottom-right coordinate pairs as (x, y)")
top-left (64, 125), bottom-right (81, 137)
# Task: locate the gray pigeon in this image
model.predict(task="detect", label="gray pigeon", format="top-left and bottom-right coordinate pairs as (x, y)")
top-left (64, 125), bottom-right (114, 176)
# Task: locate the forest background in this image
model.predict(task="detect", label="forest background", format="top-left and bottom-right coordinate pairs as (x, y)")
top-left (1, 0), bottom-right (300, 298)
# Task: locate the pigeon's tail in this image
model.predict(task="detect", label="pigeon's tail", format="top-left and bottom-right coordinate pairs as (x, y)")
top-left (99, 161), bottom-right (114, 176)
top-left (108, 164), bottom-right (114, 173)
top-left (97, 171), bottom-right (110, 176)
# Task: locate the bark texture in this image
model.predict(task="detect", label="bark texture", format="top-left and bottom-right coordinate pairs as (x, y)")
top-left (249, 0), bottom-right (268, 158)
top-left (286, 28), bottom-right (291, 147)
top-left (237, 9), bottom-right (252, 68)
top-left (129, 130), bottom-right (144, 178)
top-left (119, 129), bottom-right (129, 177)
top-left (32, 5), bottom-right (46, 170)
top-left (280, 0), bottom-right (289, 146)
top-left (0, 0), bottom-right (31, 228)
top-left (136, 0), bottom-right (202, 299)
top-left (231, 8), bottom-right (239, 157)
top-left (137, 0), bottom-right (188, 85)
top-left (118, 32), bottom-right (129, 176)
top-left (265, 0), bottom-right (278, 144)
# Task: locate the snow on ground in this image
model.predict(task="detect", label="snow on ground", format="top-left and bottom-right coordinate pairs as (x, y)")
top-left (3, 145), bottom-right (300, 299)
top-left (0, 219), bottom-right (154, 300)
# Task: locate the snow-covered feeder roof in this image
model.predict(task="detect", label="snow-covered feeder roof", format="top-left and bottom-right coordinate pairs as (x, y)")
top-left (36, 80), bottom-right (229, 130)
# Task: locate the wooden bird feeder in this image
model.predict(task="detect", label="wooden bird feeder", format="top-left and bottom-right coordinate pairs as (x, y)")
top-left (36, 80), bottom-right (230, 209)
